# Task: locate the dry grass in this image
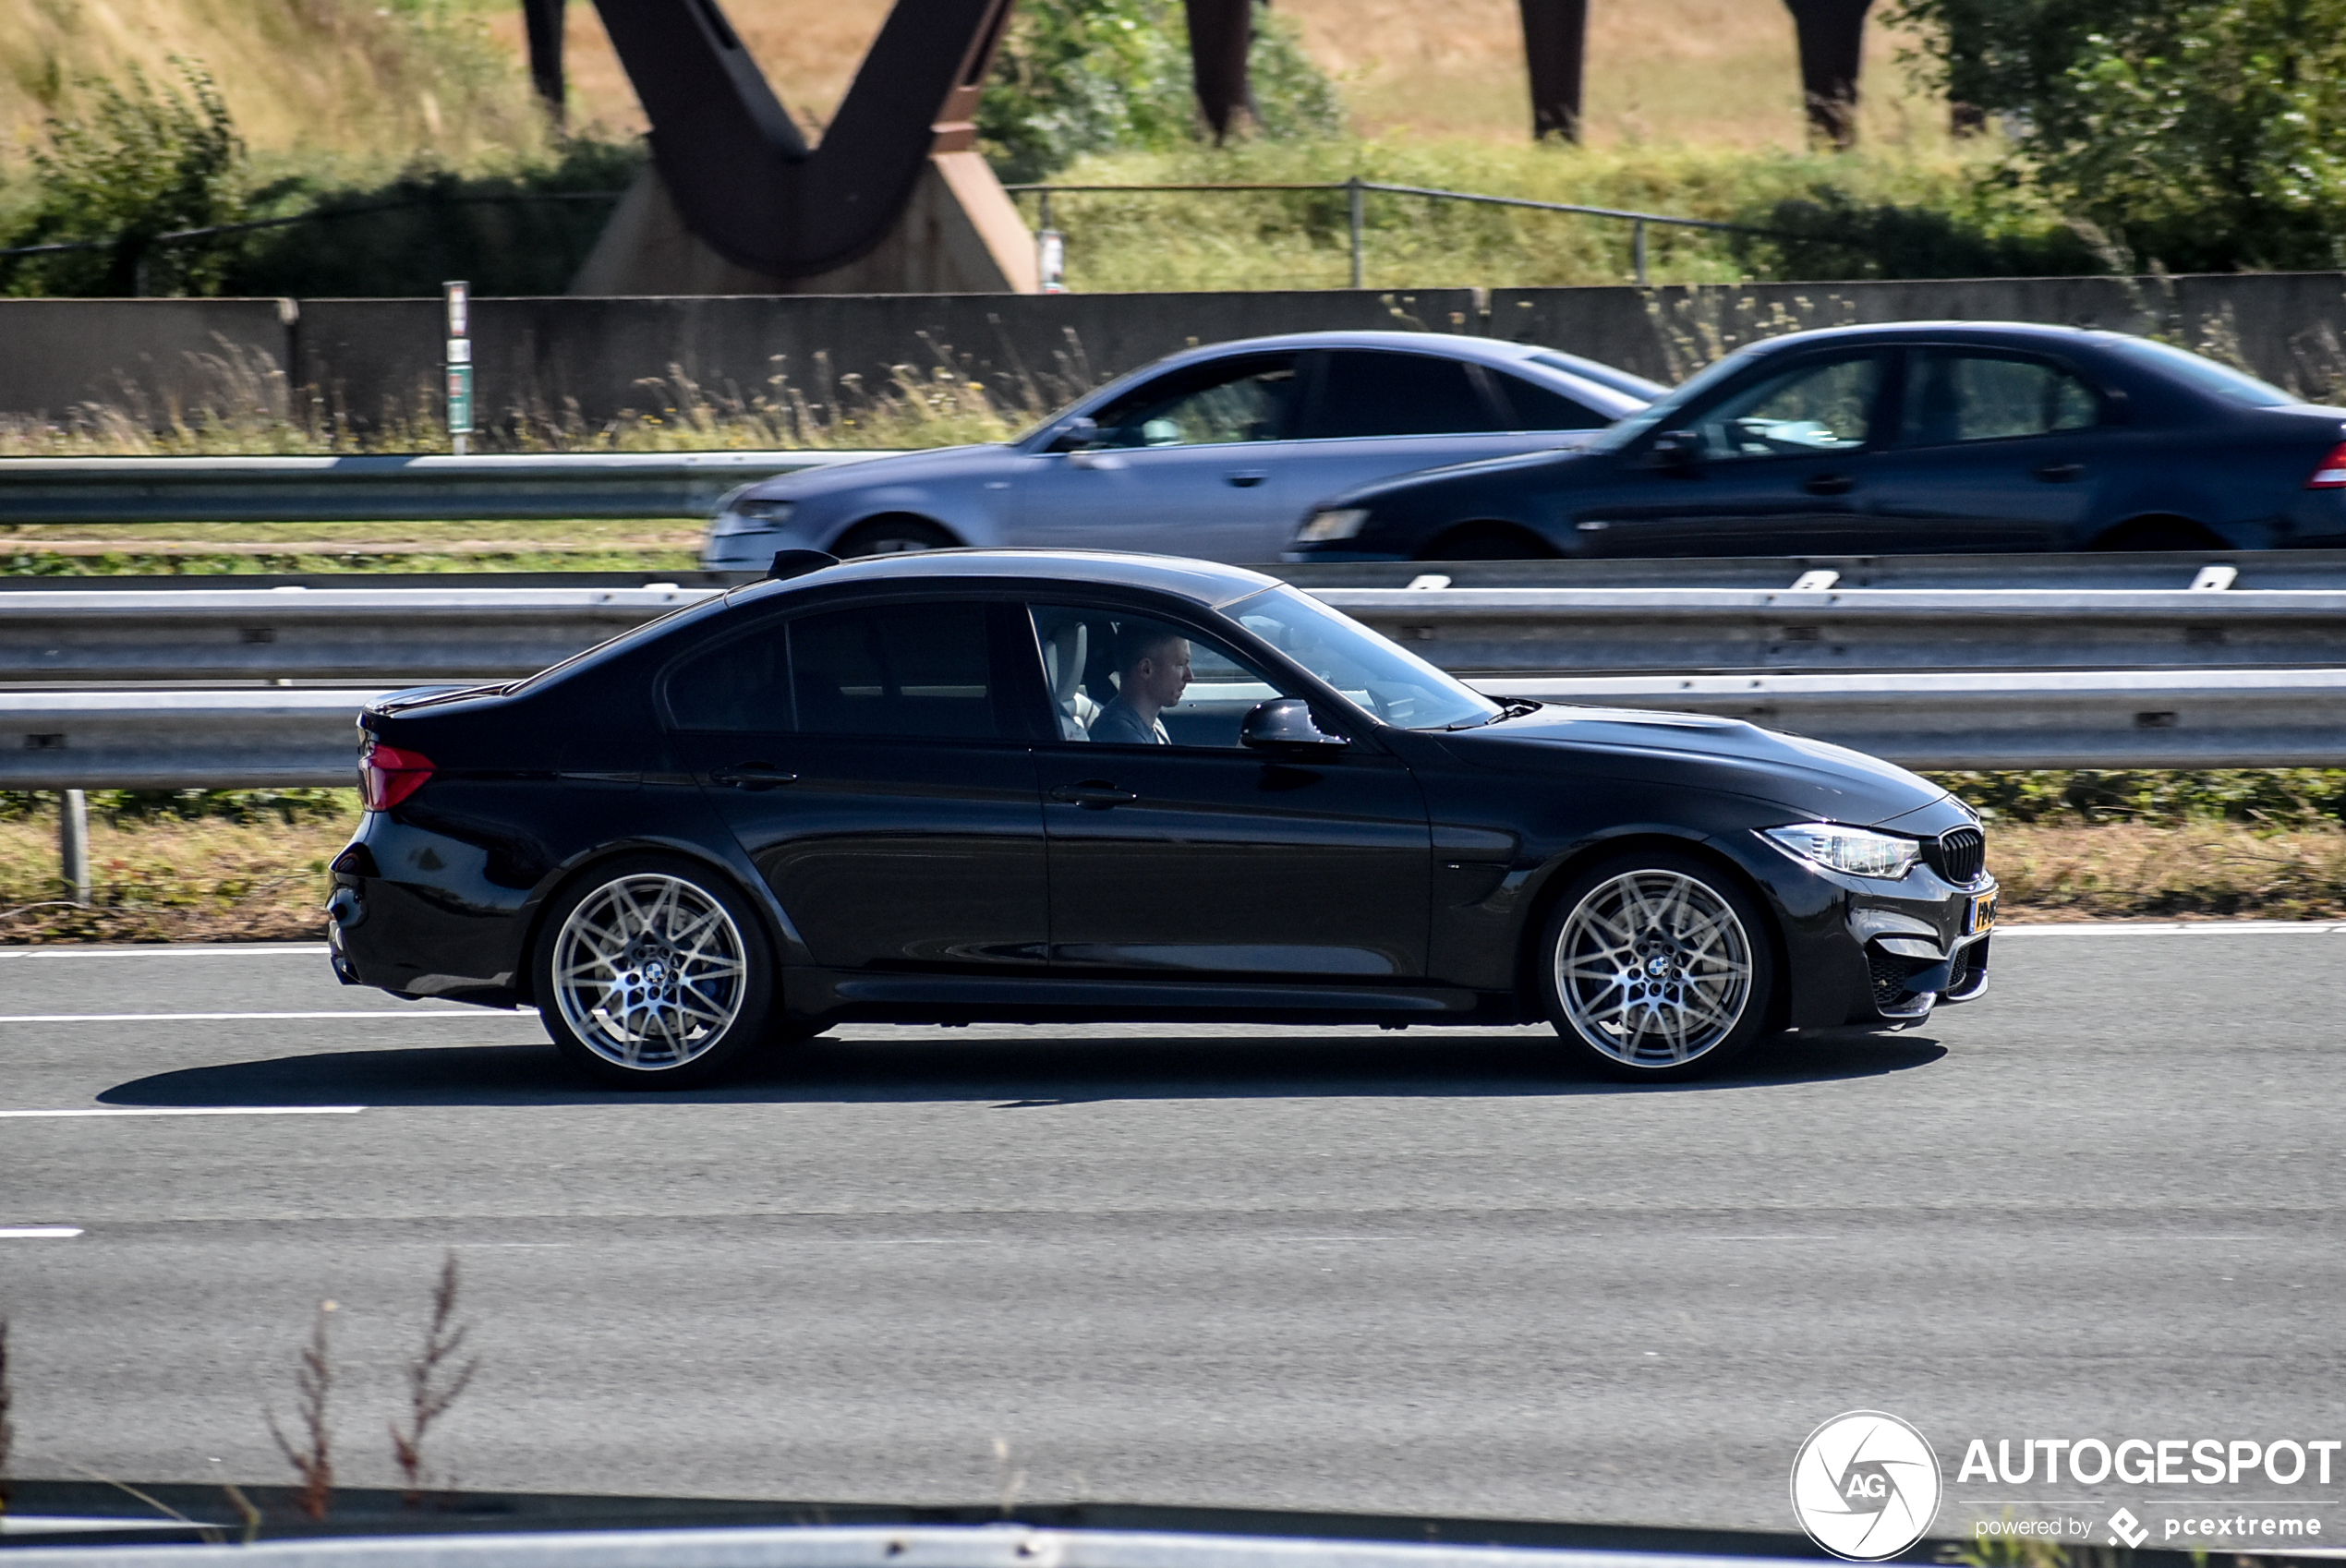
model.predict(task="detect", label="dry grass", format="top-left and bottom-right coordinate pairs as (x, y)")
top-left (0, 0), bottom-right (550, 177)
top-left (3, 798), bottom-right (2341, 945)
top-left (4, 0), bottom-right (1951, 183)
top-left (0, 517), bottom-right (706, 576)
top-left (0, 799), bottom-right (353, 944)
top-left (1989, 822), bottom-right (2346, 922)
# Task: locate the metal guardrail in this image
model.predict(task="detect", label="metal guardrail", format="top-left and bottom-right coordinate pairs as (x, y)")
top-left (10, 582), bottom-right (2346, 683)
top-left (0, 452), bottom-right (886, 525)
top-left (1271, 549), bottom-right (2346, 592)
top-left (12, 670), bottom-right (2346, 790)
top-left (0, 1523), bottom-right (1811, 1568)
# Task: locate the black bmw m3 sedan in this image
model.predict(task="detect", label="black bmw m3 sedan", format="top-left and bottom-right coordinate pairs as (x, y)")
top-left (328, 549), bottom-right (1995, 1088)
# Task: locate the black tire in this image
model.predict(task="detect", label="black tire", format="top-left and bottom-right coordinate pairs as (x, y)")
top-left (533, 853), bottom-right (776, 1090)
top-left (2088, 517), bottom-right (2221, 551)
top-left (1421, 523), bottom-right (1553, 561)
top-left (1533, 848), bottom-right (1777, 1082)
top-left (768, 1016), bottom-right (831, 1049)
top-left (834, 515), bottom-right (958, 557)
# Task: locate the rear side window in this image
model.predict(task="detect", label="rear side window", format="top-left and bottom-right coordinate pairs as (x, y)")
top-left (667, 624), bottom-right (791, 730)
top-left (1492, 372), bottom-right (1608, 430)
top-left (1301, 351), bottom-right (1503, 439)
top-left (1899, 350), bottom-right (2099, 446)
top-left (791, 602), bottom-right (1002, 740)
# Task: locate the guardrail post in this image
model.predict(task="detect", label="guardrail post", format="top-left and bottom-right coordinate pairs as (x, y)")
top-left (1347, 177), bottom-right (1364, 289)
top-left (59, 789), bottom-right (90, 907)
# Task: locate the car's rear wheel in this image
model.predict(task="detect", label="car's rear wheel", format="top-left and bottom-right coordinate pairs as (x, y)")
top-left (834, 515), bottom-right (957, 557)
top-left (1536, 850), bottom-right (1776, 1081)
top-left (535, 855), bottom-right (774, 1089)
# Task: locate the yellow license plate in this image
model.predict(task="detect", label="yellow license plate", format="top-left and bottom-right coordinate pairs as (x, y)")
top-left (1967, 891), bottom-right (1998, 935)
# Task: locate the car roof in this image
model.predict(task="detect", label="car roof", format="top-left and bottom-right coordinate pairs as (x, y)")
top-left (731, 549), bottom-right (1288, 610)
top-left (1740, 320), bottom-right (2119, 354)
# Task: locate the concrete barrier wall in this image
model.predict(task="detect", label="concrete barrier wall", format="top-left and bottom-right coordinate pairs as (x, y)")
top-left (5, 273), bottom-right (2343, 435)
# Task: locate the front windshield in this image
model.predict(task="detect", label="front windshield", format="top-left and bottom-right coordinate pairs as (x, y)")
top-left (1225, 585), bottom-right (1502, 730)
top-left (2102, 335), bottom-right (2298, 405)
top-left (1584, 341), bottom-right (1772, 452)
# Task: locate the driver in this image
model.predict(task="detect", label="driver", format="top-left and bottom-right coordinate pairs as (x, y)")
top-left (1089, 625), bottom-right (1191, 745)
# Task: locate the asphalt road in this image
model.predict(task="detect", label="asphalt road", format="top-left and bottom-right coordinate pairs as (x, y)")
top-left (4, 927), bottom-right (2344, 1538)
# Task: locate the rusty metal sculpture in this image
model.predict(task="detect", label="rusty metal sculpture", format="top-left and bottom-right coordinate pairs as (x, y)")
top-left (1186, 0), bottom-right (1253, 143)
top-left (1784, 0), bottom-right (1874, 149)
top-left (522, 0), bottom-right (567, 127)
top-left (1518, 0), bottom-right (1588, 141)
top-left (586, 0), bottom-right (1016, 278)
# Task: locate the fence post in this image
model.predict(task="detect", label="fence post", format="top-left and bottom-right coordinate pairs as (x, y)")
top-left (1347, 177), bottom-right (1365, 289)
top-left (59, 789), bottom-right (90, 907)
top-left (1633, 219), bottom-right (1649, 286)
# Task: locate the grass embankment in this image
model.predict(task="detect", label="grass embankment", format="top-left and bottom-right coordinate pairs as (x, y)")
top-left (8, 775), bottom-right (2346, 945)
top-left (0, 520), bottom-right (707, 576)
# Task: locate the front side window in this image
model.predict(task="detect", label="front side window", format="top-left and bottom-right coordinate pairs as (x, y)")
top-left (1899, 350), bottom-right (2099, 446)
top-left (789, 602), bottom-right (1002, 740)
top-left (1086, 354), bottom-right (1300, 449)
top-left (1493, 371), bottom-right (1610, 431)
top-left (1029, 604), bottom-right (1295, 748)
top-left (1225, 586), bottom-right (1502, 732)
top-left (1690, 353), bottom-right (1884, 462)
top-left (1300, 351), bottom-right (1504, 440)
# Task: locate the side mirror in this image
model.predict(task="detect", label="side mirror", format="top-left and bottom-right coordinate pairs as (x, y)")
top-left (1045, 416), bottom-right (1100, 454)
top-left (1240, 697), bottom-right (1348, 757)
top-left (1644, 429), bottom-right (1703, 472)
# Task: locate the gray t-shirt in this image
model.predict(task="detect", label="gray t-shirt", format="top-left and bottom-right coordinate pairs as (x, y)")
top-left (1089, 698), bottom-right (1169, 745)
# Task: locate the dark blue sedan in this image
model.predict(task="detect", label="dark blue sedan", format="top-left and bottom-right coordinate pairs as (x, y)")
top-left (1288, 322), bottom-right (2346, 560)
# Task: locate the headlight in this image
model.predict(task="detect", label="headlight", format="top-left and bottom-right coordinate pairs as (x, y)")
top-left (1297, 507), bottom-right (1370, 543)
top-left (1762, 822), bottom-right (1921, 880)
top-left (712, 498), bottom-right (795, 536)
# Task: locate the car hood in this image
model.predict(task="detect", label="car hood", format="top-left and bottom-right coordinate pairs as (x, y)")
top-left (1439, 703), bottom-right (1952, 827)
top-left (1329, 444), bottom-right (1598, 505)
top-left (736, 442), bottom-right (1015, 501)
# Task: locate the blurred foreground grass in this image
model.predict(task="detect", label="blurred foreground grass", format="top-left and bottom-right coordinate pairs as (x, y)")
top-left (7, 777), bottom-right (2346, 945)
top-left (0, 518), bottom-right (707, 575)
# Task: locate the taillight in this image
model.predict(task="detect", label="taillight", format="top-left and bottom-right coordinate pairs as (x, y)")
top-left (358, 738), bottom-right (435, 811)
top-left (2308, 440), bottom-right (2346, 488)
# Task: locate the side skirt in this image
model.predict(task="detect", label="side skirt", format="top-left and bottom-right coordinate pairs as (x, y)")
top-left (788, 969), bottom-right (1522, 1028)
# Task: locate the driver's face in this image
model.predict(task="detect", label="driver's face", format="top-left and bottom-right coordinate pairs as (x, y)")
top-left (1135, 640), bottom-right (1191, 706)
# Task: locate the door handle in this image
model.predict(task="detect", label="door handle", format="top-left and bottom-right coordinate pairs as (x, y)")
top-left (1049, 780), bottom-right (1139, 808)
top-left (2034, 461), bottom-right (2085, 482)
top-left (1226, 471), bottom-right (1268, 488)
top-left (710, 762), bottom-right (799, 790)
top-left (1803, 472), bottom-right (1854, 495)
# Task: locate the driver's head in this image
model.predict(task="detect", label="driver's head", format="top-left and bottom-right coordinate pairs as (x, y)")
top-left (1113, 625), bottom-right (1191, 711)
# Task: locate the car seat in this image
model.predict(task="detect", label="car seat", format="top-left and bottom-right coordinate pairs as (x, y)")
top-left (1038, 619), bottom-right (1100, 740)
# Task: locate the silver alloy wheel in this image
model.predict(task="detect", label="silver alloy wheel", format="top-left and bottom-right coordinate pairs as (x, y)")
top-left (550, 874), bottom-right (749, 1071)
top-left (1554, 869), bottom-right (1755, 1067)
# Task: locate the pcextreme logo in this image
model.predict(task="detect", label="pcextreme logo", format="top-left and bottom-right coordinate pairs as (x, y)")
top-left (1792, 1411), bottom-right (1945, 1562)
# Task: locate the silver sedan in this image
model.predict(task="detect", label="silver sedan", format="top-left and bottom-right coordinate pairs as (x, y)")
top-left (701, 330), bottom-right (1659, 568)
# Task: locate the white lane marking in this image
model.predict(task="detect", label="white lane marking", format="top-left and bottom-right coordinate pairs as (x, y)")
top-left (2000, 922), bottom-right (2346, 935)
top-left (0, 944), bottom-right (331, 959)
top-left (0, 1009), bottom-right (528, 1023)
top-left (0, 1226), bottom-right (83, 1238)
top-left (0, 1106), bottom-right (365, 1118)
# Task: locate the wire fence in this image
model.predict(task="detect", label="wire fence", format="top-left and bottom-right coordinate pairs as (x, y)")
top-left (1003, 176), bottom-right (1781, 287)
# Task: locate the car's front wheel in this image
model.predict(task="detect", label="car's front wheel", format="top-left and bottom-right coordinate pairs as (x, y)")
top-left (534, 855), bottom-right (775, 1089)
top-left (834, 515), bottom-right (957, 556)
top-left (1535, 850), bottom-right (1776, 1081)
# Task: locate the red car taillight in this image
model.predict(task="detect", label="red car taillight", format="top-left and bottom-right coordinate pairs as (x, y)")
top-left (358, 738), bottom-right (435, 811)
top-left (2308, 440), bottom-right (2346, 488)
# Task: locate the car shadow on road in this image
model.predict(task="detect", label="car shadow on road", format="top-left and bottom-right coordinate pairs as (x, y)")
top-left (97, 1027), bottom-right (1947, 1109)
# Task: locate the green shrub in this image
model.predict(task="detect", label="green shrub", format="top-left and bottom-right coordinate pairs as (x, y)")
top-left (978, 0), bottom-right (1346, 185)
top-left (1890, 0), bottom-right (2346, 272)
top-left (1928, 769), bottom-right (2346, 827)
top-left (0, 58), bottom-right (247, 297)
top-left (1730, 185), bottom-right (2105, 279)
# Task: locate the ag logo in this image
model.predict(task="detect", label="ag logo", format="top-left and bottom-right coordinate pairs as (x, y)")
top-left (1790, 1411), bottom-right (1943, 1561)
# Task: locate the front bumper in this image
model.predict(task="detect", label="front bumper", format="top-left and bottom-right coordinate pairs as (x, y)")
top-left (1826, 865), bottom-right (1997, 1025)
